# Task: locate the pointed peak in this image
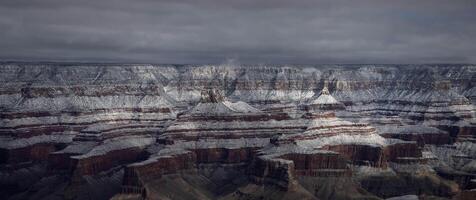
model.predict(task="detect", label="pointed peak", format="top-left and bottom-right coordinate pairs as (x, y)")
top-left (320, 85), bottom-right (330, 95)
top-left (321, 81), bottom-right (330, 94)
top-left (309, 81), bottom-right (344, 108)
top-left (313, 92), bottom-right (338, 105)
top-left (200, 89), bottom-right (224, 103)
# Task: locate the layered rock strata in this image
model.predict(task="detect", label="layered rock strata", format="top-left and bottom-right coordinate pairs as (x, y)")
top-left (119, 90), bottom-right (301, 197)
top-left (0, 63), bottom-right (475, 200)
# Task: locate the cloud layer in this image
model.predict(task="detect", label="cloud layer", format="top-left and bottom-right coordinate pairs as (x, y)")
top-left (1, 0), bottom-right (475, 64)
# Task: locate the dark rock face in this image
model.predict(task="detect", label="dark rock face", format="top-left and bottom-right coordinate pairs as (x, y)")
top-left (71, 147), bottom-right (147, 176)
top-left (359, 173), bottom-right (460, 198)
top-left (1, 143), bottom-right (60, 164)
top-left (122, 148), bottom-right (259, 198)
top-left (194, 148), bottom-right (257, 164)
top-left (381, 133), bottom-right (451, 146)
top-left (199, 89), bottom-right (225, 103)
top-left (251, 157), bottom-right (297, 191)
top-left (383, 143), bottom-right (422, 162)
top-left (280, 153), bottom-right (350, 177)
top-left (0, 63), bottom-right (475, 200)
top-left (122, 151), bottom-right (196, 194)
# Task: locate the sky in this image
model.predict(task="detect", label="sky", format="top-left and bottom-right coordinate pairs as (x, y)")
top-left (0, 0), bottom-right (475, 64)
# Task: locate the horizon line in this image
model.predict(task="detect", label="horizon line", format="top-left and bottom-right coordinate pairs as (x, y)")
top-left (0, 60), bottom-right (473, 66)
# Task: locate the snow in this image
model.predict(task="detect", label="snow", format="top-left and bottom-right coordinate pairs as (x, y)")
top-left (259, 157), bottom-right (295, 165)
top-left (82, 121), bottom-right (167, 133)
top-left (295, 134), bottom-right (390, 148)
top-left (131, 137), bottom-right (271, 166)
top-left (189, 100), bottom-right (261, 115)
top-left (385, 195), bottom-right (418, 200)
top-left (165, 87), bottom-right (201, 102)
top-left (0, 94), bottom-right (22, 109)
top-left (421, 151), bottom-right (437, 159)
top-left (259, 144), bottom-right (339, 160)
top-left (0, 64), bottom-right (475, 174)
top-left (1, 111), bottom-right (175, 128)
top-left (0, 132), bottom-right (76, 149)
top-left (11, 95), bottom-right (174, 113)
top-left (190, 102), bottom-right (236, 115)
top-left (129, 147), bottom-right (194, 166)
top-left (223, 101), bottom-right (261, 113)
top-left (389, 163), bottom-right (434, 174)
top-left (72, 135), bottom-right (155, 159)
top-left (455, 142), bottom-right (476, 157)
top-left (312, 94), bottom-right (340, 105)
top-left (230, 89), bottom-right (315, 102)
top-left (375, 125), bottom-right (447, 135)
top-left (53, 141), bottom-right (98, 154)
top-left (334, 86), bottom-right (470, 105)
top-left (461, 160), bottom-right (476, 172)
top-left (1, 64), bottom-right (474, 108)
top-left (425, 144), bottom-right (474, 170)
top-left (352, 165), bottom-right (396, 177)
top-left (129, 138), bottom-right (269, 166)
top-left (167, 137), bottom-right (270, 150)
top-left (165, 118), bottom-right (305, 133)
top-left (261, 134), bottom-right (406, 159)
top-left (306, 117), bottom-right (356, 129)
top-left (275, 114), bottom-right (376, 142)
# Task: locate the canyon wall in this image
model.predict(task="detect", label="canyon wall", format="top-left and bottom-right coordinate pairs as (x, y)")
top-left (0, 63), bottom-right (474, 200)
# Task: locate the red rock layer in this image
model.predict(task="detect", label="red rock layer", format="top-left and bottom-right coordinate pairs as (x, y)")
top-left (0, 143), bottom-right (62, 164)
top-left (250, 157), bottom-right (297, 190)
top-left (437, 125), bottom-right (476, 141)
top-left (121, 146), bottom-right (297, 197)
top-left (458, 190), bottom-right (476, 200)
top-left (300, 103), bottom-right (346, 111)
top-left (0, 125), bottom-right (84, 138)
top-left (122, 151), bottom-right (196, 194)
top-left (321, 143), bottom-right (422, 166)
top-left (279, 152), bottom-right (350, 177)
top-left (48, 152), bottom-right (76, 171)
top-left (194, 148), bottom-right (258, 163)
top-left (322, 145), bottom-right (386, 167)
top-left (381, 133), bottom-right (451, 146)
top-left (383, 143), bottom-right (422, 163)
top-left (71, 147), bottom-right (146, 176)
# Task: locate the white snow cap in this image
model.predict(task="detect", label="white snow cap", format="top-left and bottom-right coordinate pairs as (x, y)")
top-left (312, 82), bottom-right (340, 105)
top-left (190, 89), bottom-right (261, 114)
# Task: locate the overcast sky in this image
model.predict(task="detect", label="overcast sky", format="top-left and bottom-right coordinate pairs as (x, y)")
top-left (0, 0), bottom-right (475, 64)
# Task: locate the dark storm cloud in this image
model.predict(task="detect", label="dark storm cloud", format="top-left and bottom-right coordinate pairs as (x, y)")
top-left (0, 0), bottom-right (475, 64)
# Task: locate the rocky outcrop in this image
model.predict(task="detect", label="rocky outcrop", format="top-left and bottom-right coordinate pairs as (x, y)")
top-left (116, 91), bottom-right (297, 197)
top-left (71, 147), bottom-right (147, 176)
top-left (120, 147), bottom-right (261, 197)
top-left (1, 143), bottom-right (59, 164)
top-left (122, 150), bottom-right (196, 194)
top-left (52, 135), bottom-right (155, 177)
top-left (251, 157), bottom-right (298, 190)
top-left (159, 90), bottom-right (304, 144)
top-left (322, 144), bottom-right (386, 167)
top-left (194, 147), bottom-right (257, 164)
top-left (279, 152), bottom-right (350, 177)
top-left (0, 133), bottom-right (74, 164)
top-left (258, 88), bottom-right (428, 193)
top-left (301, 83), bottom-right (346, 111)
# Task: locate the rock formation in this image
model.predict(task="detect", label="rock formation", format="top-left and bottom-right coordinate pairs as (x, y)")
top-left (0, 63), bottom-right (475, 200)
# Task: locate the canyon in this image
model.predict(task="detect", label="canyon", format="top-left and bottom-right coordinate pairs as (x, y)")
top-left (0, 63), bottom-right (475, 200)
